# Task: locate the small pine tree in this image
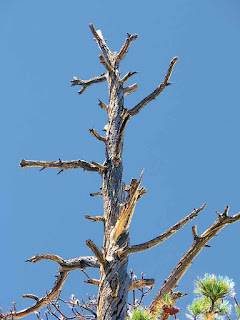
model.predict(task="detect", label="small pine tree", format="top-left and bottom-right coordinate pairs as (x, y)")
top-left (187, 274), bottom-right (234, 320)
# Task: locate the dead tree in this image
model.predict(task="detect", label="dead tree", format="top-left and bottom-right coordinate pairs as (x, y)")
top-left (2, 24), bottom-right (240, 320)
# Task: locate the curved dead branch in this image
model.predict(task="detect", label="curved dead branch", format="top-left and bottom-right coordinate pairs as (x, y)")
top-left (148, 207), bottom-right (240, 315)
top-left (4, 269), bottom-right (68, 319)
top-left (89, 128), bottom-right (107, 142)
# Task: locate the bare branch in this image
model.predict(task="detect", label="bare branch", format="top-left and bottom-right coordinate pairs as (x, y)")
top-left (91, 161), bottom-right (107, 172)
top-left (172, 291), bottom-right (188, 303)
top-left (129, 279), bottom-right (155, 291)
top-left (26, 253), bottom-right (99, 270)
top-left (111, 272), bottom-right (119, 298)
top-left (85, 215), bottom-right (105, 222)
top-left (70, 74), bottom-right (106, 95)
top-left (89, 128), bottom-right (107, 142)
top-left (22, 294), bottom-right (39, 301)
top-left (116, 33), bottom-right (138, 65)
top-left (120, 71), bottom-right (139, 85)
top-left (85, 278), bottom-right (100, 286)
top-left (89, 24), bottom-right (112, 65)
top-left (98, 99), bottom-right (108, 111)
top-left (123, 83), bottom-right (138, 96)
top-left (128, 57), bottom-right (179, 116)
top-left (119, 204), bottom-right (206, 258)
top-left (20, 159), bottom-right (100, 173)
top-left (61, 256), bottom-right (100, 271)
top-left (85, 239), bottom-right (106, 266)
top-left (26, 254), bottom-right (64, 264)
top-left (192, 225), bottom-right (198, 239)
top-left (148, 207), bottom-right (240, 315)
top-left (99, 55), bottom-right (114, 73)
top-left (90, 191), bottom-right (103, 197)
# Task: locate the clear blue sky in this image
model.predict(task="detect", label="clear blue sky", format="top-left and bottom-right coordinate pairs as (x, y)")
top-left (1, 0), bottom-right (240, 317)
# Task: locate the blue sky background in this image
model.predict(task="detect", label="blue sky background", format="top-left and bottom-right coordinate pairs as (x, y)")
top-left (1, 0), bottom-right (240, 317)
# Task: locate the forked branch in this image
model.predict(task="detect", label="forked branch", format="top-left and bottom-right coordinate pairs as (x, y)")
top-left (20, 159), bottom-right (101, 173)
top-left (118, 204), bottom-right (206, 258)
top-left (70, 74), bottom-right (106, 94)
top-left (128, 57), bottom-right (179, 116)
top-left (148, 207), bottom-right (240, 315)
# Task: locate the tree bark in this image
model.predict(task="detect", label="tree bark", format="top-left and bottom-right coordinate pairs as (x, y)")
top-left (98, 59), bottom-right (129, 320)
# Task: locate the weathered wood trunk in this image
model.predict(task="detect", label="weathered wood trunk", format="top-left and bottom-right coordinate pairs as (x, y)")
top-left (98, 61), bottom-right (128, 320)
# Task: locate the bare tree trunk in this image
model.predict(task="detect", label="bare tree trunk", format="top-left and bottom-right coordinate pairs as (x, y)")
top-left (98, 62), bottom-right (129, 320)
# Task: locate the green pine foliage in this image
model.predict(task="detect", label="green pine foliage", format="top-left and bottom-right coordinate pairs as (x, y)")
top-left (194, 274), bottom-right (234, 302)
top-left (126, 307), bottom-right (153, 320)
top-left (187, 274), bottom-right (234, 319)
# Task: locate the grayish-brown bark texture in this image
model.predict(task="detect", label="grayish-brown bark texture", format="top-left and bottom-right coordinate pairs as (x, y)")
top-left (3, 24), bottom-right (240, 320)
